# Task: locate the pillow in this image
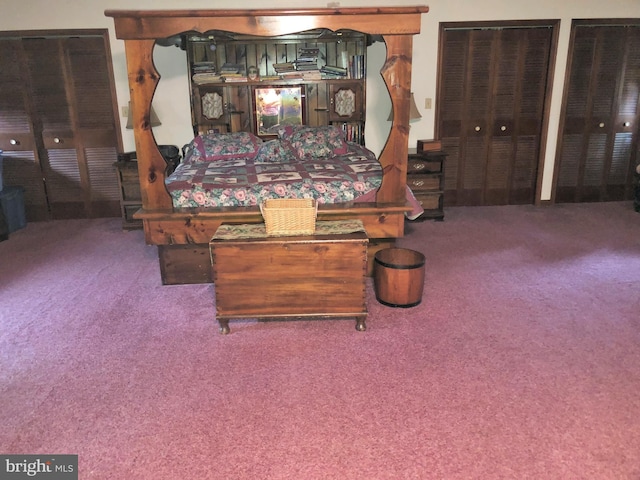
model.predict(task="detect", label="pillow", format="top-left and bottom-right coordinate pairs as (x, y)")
top-left (181, 138), bottom-right (207, 164)
top-left (193, 132), bottom-right (262, 162)
top-left (278, 125), bottom-right (348, 159)
top-left (254, 139), bottom-right (297, 164)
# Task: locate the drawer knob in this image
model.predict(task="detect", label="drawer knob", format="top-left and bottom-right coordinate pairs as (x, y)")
top-left (414, 163), bottom-right (425, 170)
top-left (54, 137), bottom-right (62, 144)
top-left (599, 122), bottom-right (605, 128)
top-left (413, 180), bottom-right (425, 187)
top-left (474, 126), bottom-right (481, 132)
top-left (10, 138), bottom-right (19, 145)
top-left (500, 125), bottom-right (507, 131)
top-left (624, 121), bottom-right (631, 127)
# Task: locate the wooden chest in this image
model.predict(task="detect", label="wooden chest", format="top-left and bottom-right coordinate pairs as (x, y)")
top-left (210, 222), bottom-right (369, 334)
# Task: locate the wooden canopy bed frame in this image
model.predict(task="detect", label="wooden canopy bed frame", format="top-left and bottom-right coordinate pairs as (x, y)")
top-left (105, 6), bottom-right (429, 284)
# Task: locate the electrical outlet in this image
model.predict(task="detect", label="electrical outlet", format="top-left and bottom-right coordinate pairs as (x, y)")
top-left (424, 98), bottom-right (432, 109)
top-left (121, 106), bottom-right (129, 118)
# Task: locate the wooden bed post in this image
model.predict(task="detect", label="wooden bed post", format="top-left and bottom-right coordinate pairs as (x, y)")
top-left (124, 39), bottom-right (172, 211)
top-left (378, 34), bottom-right (414, 204)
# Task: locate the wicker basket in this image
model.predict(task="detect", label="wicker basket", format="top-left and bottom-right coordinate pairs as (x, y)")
top-left (260, 198), bottom-right (317, 236)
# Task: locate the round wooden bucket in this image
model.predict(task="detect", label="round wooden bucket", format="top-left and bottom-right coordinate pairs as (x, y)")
top-left (374, 248), bottom-right (426, 308)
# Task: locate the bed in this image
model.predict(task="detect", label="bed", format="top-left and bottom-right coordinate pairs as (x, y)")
top-left (167, 128), bottom-right (381, 206)
top-left (167, 128), bottom-right (424, 216)
top-left (105, 7), bottom-right (429, 284)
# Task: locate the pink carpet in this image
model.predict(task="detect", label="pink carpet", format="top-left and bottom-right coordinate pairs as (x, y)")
top-left (1, 202), bottom-right (640, 479)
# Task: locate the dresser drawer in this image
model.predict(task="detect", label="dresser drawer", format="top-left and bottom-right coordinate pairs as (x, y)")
top-left (119, 166), bottom-right (140, 182)
top-left (414, 192), bottom-right (442, 210)
top-left (408, 155), bottom-right (443, 174)
top-left (123, 204), bottom-right (142, 224)
top-left (407, 174), bottom-right (441, 191)
top-left (122, 183), bottom-right (141, 201)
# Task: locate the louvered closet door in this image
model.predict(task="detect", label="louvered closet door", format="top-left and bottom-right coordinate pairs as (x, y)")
top-left (555, 23), bottom-right (640, 203)
top-left (22, 38), bottom-right (85, 218)
top-left (0, 39), bottom-right (49, 220)
top-left (21, 35), bottom-right (120, 219)
top-left (438, 24), bottom-right (554, 206)
top-left (65, 36), bottom-right (120, 217)
top-left (0, 32), bottom-right (120, 221)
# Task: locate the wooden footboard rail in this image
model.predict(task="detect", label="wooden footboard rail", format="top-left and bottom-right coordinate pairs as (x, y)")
top-left (136, 203), bottom-right (408, 284)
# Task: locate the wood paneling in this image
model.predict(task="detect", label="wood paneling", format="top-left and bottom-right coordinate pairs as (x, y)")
top-left (185, 31), bottom-right (366, 143)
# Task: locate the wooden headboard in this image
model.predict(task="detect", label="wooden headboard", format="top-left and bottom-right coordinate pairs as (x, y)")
top-left (105, 7), bottom-right (429, 211)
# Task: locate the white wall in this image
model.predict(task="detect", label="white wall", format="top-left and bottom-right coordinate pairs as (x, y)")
top-left (2, 0), bottom-right (640, 200)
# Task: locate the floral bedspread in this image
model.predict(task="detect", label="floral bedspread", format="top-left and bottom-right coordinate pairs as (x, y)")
top-left (166, 143), bottom-right (382, 208)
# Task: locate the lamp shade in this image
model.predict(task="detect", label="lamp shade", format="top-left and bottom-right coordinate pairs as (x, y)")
top-left (126, 101), bottom-right (162, 129)
top-left (387, 93), bottom-right (422, 122)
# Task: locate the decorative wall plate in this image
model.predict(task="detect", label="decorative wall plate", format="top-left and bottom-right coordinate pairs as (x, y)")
top-left (334, 88), bottom-right (356, 117)
top-left (202, 92), bottom-right (224, 119)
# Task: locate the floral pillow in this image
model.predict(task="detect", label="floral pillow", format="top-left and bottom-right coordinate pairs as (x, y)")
top-left (181, 138), bottom-right (207, 164)
top-left (192, 132), bottom-right (263, 162)
top-left (278, 125), bottom-right (348, 159)
top-left (254, 139), bottom-right (297, 164)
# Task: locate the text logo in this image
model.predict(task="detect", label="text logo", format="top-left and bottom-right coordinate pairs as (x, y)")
top-left (0, 455), bottom-right (77, 480)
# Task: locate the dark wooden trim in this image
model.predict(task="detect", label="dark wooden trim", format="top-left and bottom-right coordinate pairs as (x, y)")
top-left (439, 19), bottom-right (559, 30)
top-left (571, 18), bottom-right (640, 27)
top-left (101, 31), bottom-right (125, 154)
top-left (105, 7), bottom-right (429, 17)
top-left (535, 21), bottom-right (560, 206)
top-left (0, 29), bottom-right (109, 39)
top-left (550, 20), bottom-right (581, 205)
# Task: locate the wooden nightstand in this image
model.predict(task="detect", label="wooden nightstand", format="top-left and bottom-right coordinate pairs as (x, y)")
top-left (114, 153), bottom-right (143, 230)
top-left (407, 150), bottom-right (447, 221)
top-left (114, 147), bottom-right (181, 230)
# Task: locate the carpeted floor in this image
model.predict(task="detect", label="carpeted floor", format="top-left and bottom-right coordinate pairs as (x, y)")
top-left (1, 202), bottom-right (639, 479)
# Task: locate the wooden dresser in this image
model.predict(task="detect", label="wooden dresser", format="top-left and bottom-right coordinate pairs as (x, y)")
top-left (407, 150), bottom-right (447, 221)
top-left (209, 221), bottom-right (369, 334)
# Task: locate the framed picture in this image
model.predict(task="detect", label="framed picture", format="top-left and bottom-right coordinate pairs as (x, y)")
top-left (254, 86), bottom-right (304, 135)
